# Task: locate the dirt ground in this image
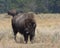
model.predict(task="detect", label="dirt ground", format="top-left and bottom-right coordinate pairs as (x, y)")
top-left (0, 13), bottom-right (60, 48)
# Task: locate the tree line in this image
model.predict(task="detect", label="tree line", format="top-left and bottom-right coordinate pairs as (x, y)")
top-left (0, 0), bottom-right (60, 13)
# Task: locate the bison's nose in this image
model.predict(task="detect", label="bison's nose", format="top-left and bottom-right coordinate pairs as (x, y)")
top-left (26, 32), bottom-right (29, 34)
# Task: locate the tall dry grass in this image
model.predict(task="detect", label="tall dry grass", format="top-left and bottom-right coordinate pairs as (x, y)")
top-left (0, 13), bottom-right (60, 48)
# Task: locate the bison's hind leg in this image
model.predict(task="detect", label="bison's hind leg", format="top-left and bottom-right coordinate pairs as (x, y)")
top-left (13, 30), bottom-right (17, 41)
top-left (12, 23), bottom-right (18, 42)
top-left (12, 26), bottom-right (17, 41)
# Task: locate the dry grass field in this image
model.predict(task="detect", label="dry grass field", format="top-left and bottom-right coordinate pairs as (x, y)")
top-left (0, 13), bottom-right (60, 48)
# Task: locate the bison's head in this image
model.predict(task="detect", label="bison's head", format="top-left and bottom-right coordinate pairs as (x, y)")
top-left (24, 20), bottom-right (36, 35)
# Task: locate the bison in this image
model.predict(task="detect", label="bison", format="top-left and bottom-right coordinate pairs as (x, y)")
top-left (8, 12), bottom-right (36, 43)
top-left (7, 9), bottom-right (23, 17)
top-left (7, 9), bottom-right (19, 17)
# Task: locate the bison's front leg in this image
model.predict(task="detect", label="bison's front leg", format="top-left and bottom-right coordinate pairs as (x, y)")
top-left (24, 34), bottom-right (28, 43)
top-left (30, 32), bottom-right (35, 43)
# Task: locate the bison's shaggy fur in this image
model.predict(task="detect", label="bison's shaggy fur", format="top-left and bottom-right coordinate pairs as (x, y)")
top-left (11, 13), bottom-right (36, 43)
